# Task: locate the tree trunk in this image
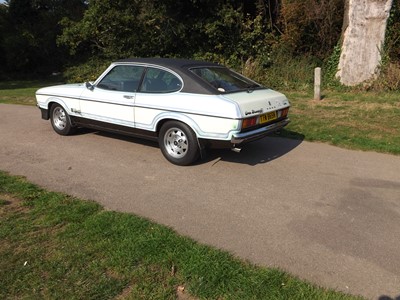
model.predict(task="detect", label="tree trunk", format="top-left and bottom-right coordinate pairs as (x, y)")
top-left (336, 0), bottom-right (393, 86)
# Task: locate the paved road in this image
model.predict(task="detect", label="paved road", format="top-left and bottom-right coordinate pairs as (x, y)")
top-left (1, 104), bottom-right (399, 299)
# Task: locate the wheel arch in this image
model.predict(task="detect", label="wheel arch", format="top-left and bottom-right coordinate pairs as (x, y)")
top-left (49, 102), bottom-right (76, 135)
top-left (46, 98), bottom-right (76, 121)
top-left (48, 101), bottom-right (59, 113)
top-left (46, 98), bottom-right (71, 113)
top-left (155, 115), bottom-right (200, 139)
top-left (155, 116), bottom-right (208, 157)
top-left (157, 118), bottom-right (202, 165)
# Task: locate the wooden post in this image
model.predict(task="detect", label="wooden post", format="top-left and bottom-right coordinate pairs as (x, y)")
top-left (314, 67), bottom-right (321, 101)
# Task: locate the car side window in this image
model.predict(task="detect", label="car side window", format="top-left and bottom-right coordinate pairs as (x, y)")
top-left (139, 67), bottom-right (182, 93)
top-left (97, 65), bottom-right (145, 92)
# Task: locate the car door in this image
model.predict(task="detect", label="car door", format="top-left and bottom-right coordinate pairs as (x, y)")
top-left (134, 67), bottom-right (183, 132)
top-left (79, 65), bottom-right (145, 128)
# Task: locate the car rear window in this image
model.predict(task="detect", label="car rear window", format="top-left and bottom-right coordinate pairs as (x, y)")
top-left (190, 67), bottom-right (263, 93)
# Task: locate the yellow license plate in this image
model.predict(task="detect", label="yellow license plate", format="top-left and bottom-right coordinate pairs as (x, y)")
top-left (260, 111), bottom-right (277, 124)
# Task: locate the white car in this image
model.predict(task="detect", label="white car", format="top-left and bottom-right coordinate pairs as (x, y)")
top-left (36, 58), bottom-right (290, 165)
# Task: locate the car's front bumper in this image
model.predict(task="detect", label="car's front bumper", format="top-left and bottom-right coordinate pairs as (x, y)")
top-left (37, 105), bottom-right (50, 120)
top-left (231, 118), bottom-right (290, 145)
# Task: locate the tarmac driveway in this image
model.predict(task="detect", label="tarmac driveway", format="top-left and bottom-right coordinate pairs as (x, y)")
top-left (1, 104), bottom-right (399, 299)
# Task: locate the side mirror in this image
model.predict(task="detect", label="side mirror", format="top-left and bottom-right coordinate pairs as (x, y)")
top-left (85, 82), bottom-right (94, 90)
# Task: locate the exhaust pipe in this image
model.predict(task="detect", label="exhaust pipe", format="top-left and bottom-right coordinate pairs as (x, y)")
top-left (231, 147), bottom-right (242, 153)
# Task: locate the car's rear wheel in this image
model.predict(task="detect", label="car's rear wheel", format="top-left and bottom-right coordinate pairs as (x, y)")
top-left (159, 121), bottom-right (200, 166)
top-left (50, 104), bottom-right (76, 135)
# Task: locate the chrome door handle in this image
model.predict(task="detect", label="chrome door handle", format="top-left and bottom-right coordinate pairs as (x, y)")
top-left (123, 95), bottom-right (134, 99)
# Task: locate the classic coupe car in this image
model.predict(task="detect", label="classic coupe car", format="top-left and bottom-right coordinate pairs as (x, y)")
top-left (36, 58), bottom-right (290, 165)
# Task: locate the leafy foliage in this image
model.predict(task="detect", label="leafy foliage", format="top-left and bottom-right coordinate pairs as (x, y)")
top-left (62, 58), bottom-right (109, 83)
top-left (57, 0), bottom-right (277, 64)
top-left (0, 0), bottom-right (398, 90)
top-left (278, 0), bottom-right (344, 58)
top-left (0, 0), bottom-right (86, 79)
top-left (323, 43), bottom-right (343, 88)
top-left (371, 0), bottom-right (400, 91)
top-left (385, 0), bottom-right (400, 62)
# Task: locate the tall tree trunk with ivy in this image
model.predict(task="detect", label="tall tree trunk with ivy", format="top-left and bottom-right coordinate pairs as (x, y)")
top-left (336, 0), bottom-right (393, 86)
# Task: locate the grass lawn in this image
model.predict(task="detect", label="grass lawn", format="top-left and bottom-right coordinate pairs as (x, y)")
top-left (0, 80), bottom-right (63, 106)
top-left (0, 171), bottom-right (361, 299)
top-left (280, 90), bottom-right (400, 155)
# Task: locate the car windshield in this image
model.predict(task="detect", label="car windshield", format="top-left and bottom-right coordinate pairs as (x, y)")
top-left (190, 67), bottom-right (263, 93)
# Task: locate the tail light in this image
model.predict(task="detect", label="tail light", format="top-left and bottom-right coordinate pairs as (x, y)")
top-left (242, 116), bottom-right (258, 129)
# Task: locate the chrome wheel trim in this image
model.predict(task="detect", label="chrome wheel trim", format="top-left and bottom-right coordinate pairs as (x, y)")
top-left (53, 107), bottom-right (67, 130)
top-left (163, 127), bottom-right (189, 159)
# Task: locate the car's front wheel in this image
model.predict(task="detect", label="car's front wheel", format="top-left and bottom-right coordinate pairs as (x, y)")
top-left (50, 104), bottom-right (76, 136)
top-left (159, 121), bottom-right (200, 166)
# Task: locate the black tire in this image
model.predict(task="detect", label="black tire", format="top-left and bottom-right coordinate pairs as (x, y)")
top-left (50, 104), bottom-right (76, 136)
top-left (158, 121), bottom-right (200, 166)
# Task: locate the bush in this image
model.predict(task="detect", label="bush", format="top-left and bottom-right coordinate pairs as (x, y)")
top-left (63, 58), bottom-right (110, 83)
top-left (241, 49), bottom-right (320, 91)
top-left (371, 62), bottom-right (400, 91)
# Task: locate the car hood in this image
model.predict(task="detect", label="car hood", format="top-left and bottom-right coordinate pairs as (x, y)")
top-left (222, 89), bottom-right (290, 117)
top-left (36, 83), bottom-right (85, 98)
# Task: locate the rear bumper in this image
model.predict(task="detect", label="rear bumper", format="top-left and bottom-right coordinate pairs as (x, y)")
top-left (231, 118), bottom-right (290, 145)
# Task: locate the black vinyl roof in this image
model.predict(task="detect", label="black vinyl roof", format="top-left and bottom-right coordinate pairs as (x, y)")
top-left (116, 57), bottom-right (221, 70)
top-left (114, 58), bottom-right (225, 94)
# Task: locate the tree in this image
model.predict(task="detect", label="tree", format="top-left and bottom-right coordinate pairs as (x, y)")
top-left (1, 0), bottom-right (86, 77)
top-left (336, 0), bottom-right (394, 85)
top-left (0, 4), bottom-right (8, 76)
top-left (278, 0), bottom-right (344, 58)
top-left (58, 0), bottom-right (202, 60)
top-left (58, 0), bottom-right (277, 65)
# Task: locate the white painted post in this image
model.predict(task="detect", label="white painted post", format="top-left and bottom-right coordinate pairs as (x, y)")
top-left (314, 67), bottom-right (321, 101)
